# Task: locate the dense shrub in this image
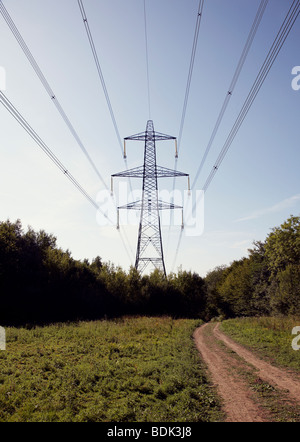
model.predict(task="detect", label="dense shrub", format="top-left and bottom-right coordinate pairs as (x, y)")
top-left (0, 220), bottom-right (206, 325)
top-left (1, 215), bottom-right (299, 325)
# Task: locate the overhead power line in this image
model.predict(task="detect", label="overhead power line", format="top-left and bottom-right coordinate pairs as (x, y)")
top-left (171, 0), bottom-right (204, 183)
top-left (166, 0), bottom-right (205, 255)
top-left (172, 0), bottom-right (300, 272)
top-left (0, 91), bottom-right (111, 220)
top-left (191, 0), bottom-right (269, 189)
top-left (200, 0), bottom-right (300, 193)
top-left (0, 90), bottom-right (135, 264)
top-left (144, 0), bottom-right (151, 120)
top-left (77, 0), bottom-right (133, 195)
top-left (77, 0), bottom-right (122, 152)
top-left (170, 0), bottom-right (267, 271)
top-left (178, 0), bottom-right (205, 154)
top-left (170, 0), bottom-right (204, 187)
top-left (0, 0), bottom-right (108, 190)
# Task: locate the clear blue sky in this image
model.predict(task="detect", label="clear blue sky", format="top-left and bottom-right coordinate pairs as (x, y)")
top-left (0, 0), bottom-right (299, 277)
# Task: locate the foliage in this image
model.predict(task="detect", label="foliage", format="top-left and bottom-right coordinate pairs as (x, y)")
top-left (265, 215), bottom-right (300, 277)
top-left (0, 214), bottom-right (299, 324)
top-left (205, 215), bottom-right (300, 318)
top-left (0, 220), bottom-right (207, 325)
top-left (221, 316), bottom-right (300, 372)
top-left (0, 317), bottom-right (222, 422)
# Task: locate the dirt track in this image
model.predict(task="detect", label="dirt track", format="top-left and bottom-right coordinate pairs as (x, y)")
top-left (193, 322), bottom-right (300, 422)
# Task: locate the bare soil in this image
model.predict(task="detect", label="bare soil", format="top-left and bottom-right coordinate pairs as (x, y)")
top-left (193, 322), bottom-right (300, 422)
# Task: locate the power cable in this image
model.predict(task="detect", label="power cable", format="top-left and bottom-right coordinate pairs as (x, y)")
top-left (77, 0), bottom-right (133, 194)
top-left (78, 0), bottom-right (136, 259)
top-left (166, 0), bottom-right (204, 260)
top-left (0, 91), bottom-right (134, 264)
top-left (144, 0), bottom-right (151, 120)
top-left (191, 0), bottom-right (269, 189)
top-left (201, 0), bottom-right (300, 193)
top-left (177, 0), bottom-right (204, 155)
top-left (0, 91), bottom-right (111, 220)
top-left (0, 0), bottom-right (108, 190)
top-left (77, 0), bottom-right (122, 151)
top-left (172, 0), bottom-right (300, 272)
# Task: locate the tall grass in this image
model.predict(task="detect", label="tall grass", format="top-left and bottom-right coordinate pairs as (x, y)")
top-left (221, 316), bottom-right (300, 371)
top-left (0, 317), bottom-right (222, 422)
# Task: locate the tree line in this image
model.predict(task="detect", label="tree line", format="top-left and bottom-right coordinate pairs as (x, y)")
top-left (0, 215), bottom-right (299, 326)
top-left (205, 215), bottom-right (300, 319)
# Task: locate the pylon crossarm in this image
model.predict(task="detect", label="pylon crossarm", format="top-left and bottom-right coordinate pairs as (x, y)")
top-left (112, 165), bottom-right (188, 179)
top-left (125, 131), bottom-right (147, 141)
top-left (152, 131), bottom-right (176, 141)
top-left (158, 200), bottom-right (182, 210)
top-left (118, 200), bottom-right (143, 210)
top-left (118, 200), bottom-right (182, 211)
top-left (112, 165), bottom-right (144, 178)
top-left (155, 165), bottom-right (188, 178)
top-left (125, 131), bottom-right (176, 142)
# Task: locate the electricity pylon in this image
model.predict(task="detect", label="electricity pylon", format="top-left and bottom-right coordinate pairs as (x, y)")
top-left (111, 120), bottom-right (189, 276)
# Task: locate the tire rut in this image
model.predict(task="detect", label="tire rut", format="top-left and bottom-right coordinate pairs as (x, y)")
top-left (193, 323), bottom-right (267, 422)
top-left (194, 322), bottom-right (300, 422)
top-left (214, 322), bottom-right (300, 404)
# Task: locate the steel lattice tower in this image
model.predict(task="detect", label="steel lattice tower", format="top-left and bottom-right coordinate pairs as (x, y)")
top-left (112, 120), bottom-right (189, 276)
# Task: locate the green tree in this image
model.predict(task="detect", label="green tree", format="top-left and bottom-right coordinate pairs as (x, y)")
top-left (0, 219), bottom-right (22, 280)
top-left (265, 215), bottom-right (300, 277)
top-left (218, 259), bottom-right (254, 317)
top-left (247, 241), bottom-right (271, 316)
top-left (89, 256), bottom-right (103, 275)
top-left (98, 262), bottom-right (129, 315)
top-left (204, 265), bottom-right (228, 319)
top-left (171, 270), bottom-right (206, 318)
top-left (269, 264), bottom-right (300, 315)
top-left (264, 215), bottom-right (300, 315)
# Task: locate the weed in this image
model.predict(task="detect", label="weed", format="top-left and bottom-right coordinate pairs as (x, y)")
top-left (221, 316), bottom-right (300, 371)
top-left (0, 317), bottom-right (222, 422)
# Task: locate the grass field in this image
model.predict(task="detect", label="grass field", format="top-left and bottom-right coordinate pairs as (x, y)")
top-left (0, 317), bottom-right (222, 422)
top-left (220, 316), bottom-right (300, 372)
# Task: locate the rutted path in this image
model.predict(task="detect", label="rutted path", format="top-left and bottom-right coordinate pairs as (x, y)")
top-left (193, 322), bottom-right (300, 422)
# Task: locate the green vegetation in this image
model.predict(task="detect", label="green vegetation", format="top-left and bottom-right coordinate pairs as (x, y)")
top-left (0, 219), bottom-right (206, 326)
top-left (217, 318), bottom-right (300, 422)
top-left (205, 215), bottom-right (300, 319)
top-left (1, 214), bottom-right (299, 325)
top-left (1, 214), bottom-right (298, 422)
top-left (221, 316), bottom-right (300, 371)
top-left (0, 317), bottom-right (222, 422)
